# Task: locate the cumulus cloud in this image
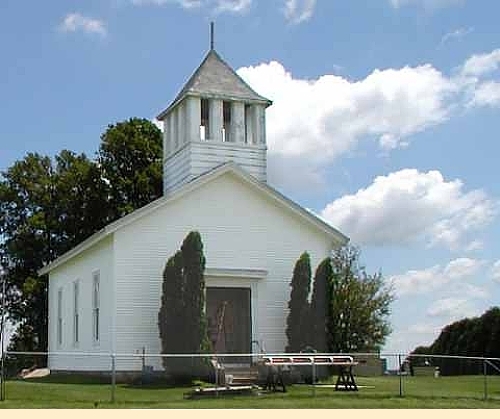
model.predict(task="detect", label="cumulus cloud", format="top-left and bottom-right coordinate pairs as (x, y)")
top-left (439, 27), bottom-right (473, 47)
top-left (319, 169), bottom-right (496, 248)
top-left (130, 0), bottom-right (202, 8)
top-left (426, 297), bottom-right (477, 319)
top-left (284, 0), bottom-right (316, 24)
top-left (237, 49), bottom-right (500, 174)
top-left (390, 0), bottom-right (465, 9)
top-left (59, 13), bottom-right (107, 36)
top-left (130, 0), bottom-right (251, 13)
top-left (469, 81), bottom-right (500, 107)
top-left (389, 257), bottom-right (485, 296)
top-left (238, 62), bottom-right (458, 161)
top-left (460, 49), bottom-right (500, 77)
top-left (492, 260), bottom-right (500, 283)
top-left (215, 0), bottom-right (252, 13)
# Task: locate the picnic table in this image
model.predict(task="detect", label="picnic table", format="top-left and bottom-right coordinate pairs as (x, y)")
top-left (261, 355), bottom-right (359, 392)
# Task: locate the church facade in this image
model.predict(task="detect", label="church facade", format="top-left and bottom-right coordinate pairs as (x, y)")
top-left (40, 47), bottom-right (348, 373)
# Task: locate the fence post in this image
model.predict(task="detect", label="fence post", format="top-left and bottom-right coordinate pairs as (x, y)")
top-left (483, 359), bottom-right (487, 401)
top-left (215, 356), bottom-right (219, 398)
top-left (111, 353), bottom-right (116, 403)
top-left (0, 350), bottom-right (5, 402)
top-left (312, 358), bottom-right (316, 397)
top-left (398, 354), bottom-right (403, 397)
top-left (0, 278), bottom-right (5, 402)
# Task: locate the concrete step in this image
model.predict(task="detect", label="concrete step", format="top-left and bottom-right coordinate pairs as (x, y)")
top-left (222, 364), bottom-right (260, 385)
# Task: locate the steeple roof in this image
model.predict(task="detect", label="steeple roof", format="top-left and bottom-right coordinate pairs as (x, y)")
top-left (157, 49), bottom-right (272, 119)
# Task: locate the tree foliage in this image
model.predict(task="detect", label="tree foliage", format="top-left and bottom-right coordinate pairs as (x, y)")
top-left (158, 232), bottom-right (209, 381)
top-left (98, 117), bottom-right (162, 221)
top-left (285, 245), bottom-right (393, 355)
top-left (285, 252), bottom-right (312, 352)
top-left (410, 307), bottom-right (500, 375)
top-left (0, 151), bottom-right (107, 357)
top-left (310, 258), bottom-right (333, 353)
top-left (1, 118), bottom-right (163, 362)
top-left (329, 246), bottom-right (393, 353)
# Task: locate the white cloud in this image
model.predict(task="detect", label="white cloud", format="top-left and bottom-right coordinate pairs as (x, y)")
top-left (470, 81), bottom-right (500, 107)
top-left (319, 169), bottom-right (496, 248)
top-left (442, 257), bottom-right (483, 279)
top-left (461, 49), bottom-right (500, 77)
top-left (215, 0), bottom-right (251, 13)
top-left (59, 13), bottom-right (107, 36)
top-left (439, 27), bottom-right (473, 47)
top-left (236, 49), bottom-right (500, 188)
top-left (391, 264), bottom-right (442, 295)
top-left (238, 62), bottom-right (457, 161)
top-left (131, 0), bottom-right (202, 8)
top-left (492, 260), bottom-right (500, 283)
top-left (390, 0), bottom-right (465, 9)
top-left (465, 239), bottom-right (483, 252)
top-left (427, 297), bottom-right (477, 319)
top-left (130, 0), bottom-right (251, 13)
top-left (389, 257), bottom-right (486, 296)
top-left (284, 0), bottom-right (316, 24)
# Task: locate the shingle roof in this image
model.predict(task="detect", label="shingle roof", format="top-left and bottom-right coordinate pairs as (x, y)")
top-left (157, 49), bottom-right (272, 119)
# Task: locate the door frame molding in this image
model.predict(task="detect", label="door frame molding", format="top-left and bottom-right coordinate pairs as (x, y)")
top-left (205, 268), bottom-right (266, 354)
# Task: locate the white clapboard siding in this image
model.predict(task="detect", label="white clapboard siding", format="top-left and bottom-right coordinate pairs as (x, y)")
top-left (164, 141), bottom-right (266, 196)
top-left (48, 236), bottom-right (113, 372)
top-left (113, 171), bottom-right (334, 371)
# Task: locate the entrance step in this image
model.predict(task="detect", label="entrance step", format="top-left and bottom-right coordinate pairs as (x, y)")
top-left (222, 364), bottom-right (260, 386)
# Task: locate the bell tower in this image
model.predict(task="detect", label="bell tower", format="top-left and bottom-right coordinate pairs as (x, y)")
top-left (156, 26), bottom-right (272, 196)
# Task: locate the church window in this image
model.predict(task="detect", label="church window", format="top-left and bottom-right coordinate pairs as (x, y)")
top-left (92, 271), bottom-right (100, 343)
top-left (57, 288), bottom-right (63, 346)
top-left (73, 280), bottom-right (79, 345)
top-left (223, 101), bottom-right (232, 142)
top-left (200, 98), bottom-right (209, 140)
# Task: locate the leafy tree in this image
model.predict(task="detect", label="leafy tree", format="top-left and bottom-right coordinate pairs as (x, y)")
top-left (411, 307), bottom-right (500, 375)
top-left (1, 153), bottom-right (57, 357)
top-left (0, 151), bottom-right (108, 360)
top-left (158, 232), bottom-right (209, 381)
top-left (285, 252), bottom-right (312, 352)
top-left (310, 258), bottom-right (333, 352)
top-left (98, 118), bottom-right (162, 221)
top-left (328, 245), bottom-right (394, 353)
top-left (51, 150), bottom-right (110, 250)
top-left (1, 118), bottom-right (163, 367)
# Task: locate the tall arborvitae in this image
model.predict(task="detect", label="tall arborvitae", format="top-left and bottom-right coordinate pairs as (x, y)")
top-left (158, 231), bottom-right (209, 381)
top-left (310, 258), bottom-right (333, 353)
top-left (285, 252), bottom-right (312, 352)
top-left (158, 251), bottom-right (184, 373)
top-left (181, 231), bottom-right (209, 355)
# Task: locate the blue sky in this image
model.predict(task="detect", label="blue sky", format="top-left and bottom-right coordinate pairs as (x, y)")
top-left (1, 0), bottom-right (500, 356)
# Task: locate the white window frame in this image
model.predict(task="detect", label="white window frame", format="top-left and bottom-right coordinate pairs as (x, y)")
top-left (73, 280), bottom-right (79, 346)
top-left (92, 271), bottom-right (100, 344)
top-left (57, 288), bottom-right (63, 347)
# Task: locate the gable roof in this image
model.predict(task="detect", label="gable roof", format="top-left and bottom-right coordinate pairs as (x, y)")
top-left (38, 162), bottom-right (348, 276)
top-left (157, 49), bottom-right (272, 120)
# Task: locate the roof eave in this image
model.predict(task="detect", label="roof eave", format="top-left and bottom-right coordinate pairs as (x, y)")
top-left (38, 162), bottom-right (348, 276)
top-left (156, 93), bottom-right (272, 121)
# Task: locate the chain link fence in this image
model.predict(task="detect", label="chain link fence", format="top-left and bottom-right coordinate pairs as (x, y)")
top-left (1, 350), bottom-right (500, 404)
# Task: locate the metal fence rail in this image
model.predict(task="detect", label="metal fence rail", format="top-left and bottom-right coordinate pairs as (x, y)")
top-left (1, 350), bottom-right (499, 404)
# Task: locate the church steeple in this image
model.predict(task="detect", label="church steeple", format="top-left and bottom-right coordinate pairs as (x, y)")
top-left (156, 35), bottom-right (272, 196)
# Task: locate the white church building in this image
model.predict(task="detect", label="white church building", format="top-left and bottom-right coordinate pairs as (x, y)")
top-left (39, 46), bottom-right (348, 374)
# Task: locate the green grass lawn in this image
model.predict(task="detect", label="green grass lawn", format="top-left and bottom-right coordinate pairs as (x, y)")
top-left (1, 375), bottom-right (500, 408)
